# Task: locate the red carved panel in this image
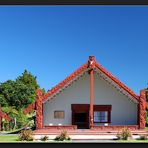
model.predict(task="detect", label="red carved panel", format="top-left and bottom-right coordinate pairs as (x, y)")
top-left (36, 89), bottom-right (43, 129)
top-left (88, 56), bottom-right (96, 69)
top-left (23, 102), bottom-right (35, 115)
top-left (0, 111), bottom-right (12, 121)
top-left (139, 89), bottom-right (146, 129)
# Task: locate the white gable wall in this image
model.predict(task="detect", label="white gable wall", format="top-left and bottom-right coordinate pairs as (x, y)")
top-left (43, 72), bottom-right (137, 126)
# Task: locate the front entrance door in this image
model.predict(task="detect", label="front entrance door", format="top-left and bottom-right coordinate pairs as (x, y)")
top-left (74, 112), bottom-right (87, 129)
top-left (71, 104), bottom-right (89, 129)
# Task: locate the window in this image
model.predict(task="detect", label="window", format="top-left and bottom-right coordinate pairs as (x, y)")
top-left (94, 111), bottom-right (108, 123)
top-left (54, 111), bottom-right (64, 119)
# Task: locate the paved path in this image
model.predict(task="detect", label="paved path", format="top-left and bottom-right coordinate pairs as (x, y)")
top-left (0, 133), bottom-right (18, 136)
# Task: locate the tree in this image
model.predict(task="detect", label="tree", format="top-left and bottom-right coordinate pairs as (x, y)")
top-left (0, 70), bottom-right (41, 109)
top-left (16, 69), bottom-right (39, 90)
top-left (0, 69), bottom-right (44, 130)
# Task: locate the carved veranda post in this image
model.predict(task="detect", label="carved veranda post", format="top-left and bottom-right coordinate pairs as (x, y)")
top-left (139, 89), bottom-right (146, 129)
top-left (36, 89), bottom-right (43, 129)
top-left (88, 56), bottom-right (95, 128)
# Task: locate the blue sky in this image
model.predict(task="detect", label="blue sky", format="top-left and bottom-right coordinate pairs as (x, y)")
top-left (0, 6), bottom-right (148, 95)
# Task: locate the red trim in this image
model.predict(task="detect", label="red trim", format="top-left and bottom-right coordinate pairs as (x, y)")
top-left (91, 125), bottom-right (138, 130)
top-left (44, 125), bottom-right (77, 130)
top-left (94, 105), bottom-right (112, 111)
top-left (0, 111), bottom-right (12, 121)
top-left (43, 56), bottom-right (139, 103)
top-left (71, 104), bottom-right (89, 112)
top-left (23, 102), bottom-right (35, 115)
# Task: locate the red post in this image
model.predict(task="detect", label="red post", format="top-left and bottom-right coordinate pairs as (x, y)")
top-left (88, 56), bottom-right (95, 128)
top-left (36, 89), bottom-right (43, 129)
top-left (139, 89), bottom-right (146, 129)
top-left (90, 69), bottom-right (94, 127)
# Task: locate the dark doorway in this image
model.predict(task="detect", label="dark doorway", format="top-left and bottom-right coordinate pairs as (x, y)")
top-left (74, 113), bottom-right (87, 129)
top-left (71, 104), bottom-right (89, 129)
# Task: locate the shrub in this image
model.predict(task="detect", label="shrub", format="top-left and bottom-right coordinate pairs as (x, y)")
top-left (116, 128), bottom-right (132, 140)
top-left (54, 130), bottom-right (71, 141)
top-left (18, 129), bottom-right (33, 141)
top-left (40, 136), bottom-right (49, 141)
top-left (138, 134), bottom-right (148, 140)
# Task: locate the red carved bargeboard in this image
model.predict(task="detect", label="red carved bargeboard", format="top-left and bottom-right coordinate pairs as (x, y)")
top-left (23, 102), bottom-right (35, 115)
top-left (0, 111), bottom-right (12, 121)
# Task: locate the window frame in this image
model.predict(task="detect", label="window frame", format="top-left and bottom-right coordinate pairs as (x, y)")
top-left (54, 111), bottom-right (65, 119)
top-left (93, 105), bottom-right (111, 123)
top-left (93, 111), bottom-right (108, 123)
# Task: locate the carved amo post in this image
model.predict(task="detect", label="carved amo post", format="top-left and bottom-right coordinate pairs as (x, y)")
top-left (88, 56), bottom-right (95, 128)
top-left (36, 89), bottom-right (43, 129)
top-left (139, 89), bottom-right (146, 129)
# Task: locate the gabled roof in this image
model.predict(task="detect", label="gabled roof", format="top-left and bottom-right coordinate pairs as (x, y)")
top-left (43, 56), bottom-right (139, 103)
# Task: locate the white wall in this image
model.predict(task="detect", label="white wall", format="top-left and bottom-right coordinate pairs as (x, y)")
top-left (43, 72), bottom-right (137, 126)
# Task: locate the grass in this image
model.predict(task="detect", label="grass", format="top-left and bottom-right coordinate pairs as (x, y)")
top-left (0, 135), bottom-right (72, 143)
top-left (1, 135), bottom-right (148, 143)
top-left (117, 140), bottom-right (148, 143)
top-left (145, 127), bottom-right (148, 130)
top-left (0, 135), bottom-right (18, 142)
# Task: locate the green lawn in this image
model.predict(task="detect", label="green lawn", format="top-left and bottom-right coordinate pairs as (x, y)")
top-left (145, 127), bottom-right (148, 130)
top-left (0, 135), bottom-right (18, 142)
top-left (117, 140), bottom-right (148, 143)
top-left (0, 135), bottom-right (148, 143)
top-left (0, 135), bottom-right (72, 143)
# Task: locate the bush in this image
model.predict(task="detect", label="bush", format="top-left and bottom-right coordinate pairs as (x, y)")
top-left (138, 135), bottom-right (148, 140)
top-left (116, 128), bottom-right (132, 140)
top-left (40, 136), bottom-right (49, 141)
top-left (54, 130), bottom-right (71, 141)
top-left (18, 129), bottom-right (33, 141)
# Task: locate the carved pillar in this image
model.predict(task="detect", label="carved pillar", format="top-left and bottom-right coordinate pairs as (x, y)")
top-left (36, 89), bottom-right (43, 129)
top-left (90, 69), bottom-right (94, 127)
top-left (139, 89), bottom-right (146, 129)
top-left (88, 56), bottom-right (95, 128)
